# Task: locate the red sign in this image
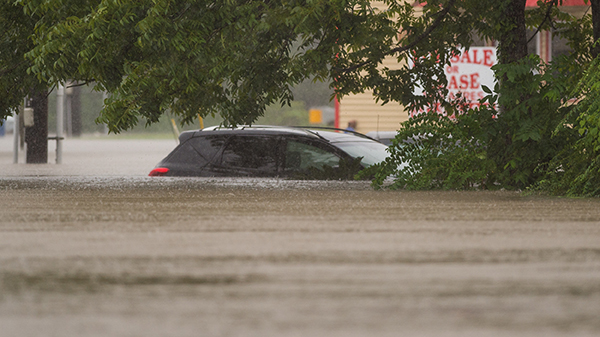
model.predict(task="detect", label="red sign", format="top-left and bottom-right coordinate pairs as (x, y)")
top-left (410, 47), bottom-right (497, 118)
top-left (526, 0), bottom-right (588, 7)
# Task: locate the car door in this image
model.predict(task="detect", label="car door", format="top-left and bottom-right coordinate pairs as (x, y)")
top-left (211, 134), bottom-right (282, 177)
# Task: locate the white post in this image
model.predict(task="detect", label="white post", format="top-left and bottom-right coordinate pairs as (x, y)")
top-left (56, 84), bottom-right (64, 164)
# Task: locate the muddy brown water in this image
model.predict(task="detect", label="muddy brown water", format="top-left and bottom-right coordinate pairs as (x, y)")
top-left (1, 138), bottom-right (600, 337)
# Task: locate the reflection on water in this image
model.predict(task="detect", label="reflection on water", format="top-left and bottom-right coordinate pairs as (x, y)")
top-left (1, 177), bottom-right (600, 337)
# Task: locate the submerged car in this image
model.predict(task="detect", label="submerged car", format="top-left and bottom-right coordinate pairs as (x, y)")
top-left (149, 126), bottom-right (390, 179)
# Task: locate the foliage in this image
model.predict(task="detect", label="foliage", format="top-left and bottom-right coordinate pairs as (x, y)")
top-left (11, 0), bottom-right (539, 131)
top-left (362, 105), bottom-right (496, 190)
top-left (256, 101), bottom-right (309, 126)
top-left (368, 51), bottom-right (586, 191)
top-left (6, 0), bottom-right (560, 128)
top-left (360, 1), bottom-right (600, 195)
top-left (331, 0), bottom-right (481, 112)
top-left (0, 0), bottom-right (44, 120)
top-left (486, 54), bottom-right (580, 189)
top-left (535, 57), bottom-right (600, 196)
top-left (291, 76), bottom-right (334, 109)
top-left (16, 0), bottom-right (345, 133)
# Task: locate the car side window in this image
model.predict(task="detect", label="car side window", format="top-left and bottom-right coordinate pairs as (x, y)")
top-left (220, 136), bottom-right (279, 172)
top-left (284, 140), bottom-right (340, 171)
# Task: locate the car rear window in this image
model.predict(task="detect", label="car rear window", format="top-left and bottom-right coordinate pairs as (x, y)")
top-left (165, 135), bottom-right (226, 166)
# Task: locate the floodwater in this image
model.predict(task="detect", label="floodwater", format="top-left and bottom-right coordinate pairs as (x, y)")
top-left (1, 137), bottom-right (600, 337)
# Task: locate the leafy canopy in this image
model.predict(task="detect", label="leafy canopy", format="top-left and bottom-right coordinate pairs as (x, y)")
top-left (11, 0), bottom-right (526, 131)
top-left (15, 0), bottom-right (350, 132)
top-left (0, 0), bottom-right (44, 120)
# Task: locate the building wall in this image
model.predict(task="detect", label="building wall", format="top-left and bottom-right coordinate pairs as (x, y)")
top-left (337, 1), bottom-right (412, 134)
top-left (337, 93), bottom-right (408, 134)
top-left (337, 53), bottom-right (410, 133)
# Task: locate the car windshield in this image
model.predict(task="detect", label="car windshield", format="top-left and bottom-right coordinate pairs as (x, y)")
top-left (333, 141), bottom-right (390, 166)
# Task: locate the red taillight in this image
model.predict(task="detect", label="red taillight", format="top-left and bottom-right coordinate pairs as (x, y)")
top-left (149, 167), bottom-right (170, 176)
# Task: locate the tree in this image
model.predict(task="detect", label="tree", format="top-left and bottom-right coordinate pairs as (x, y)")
top-left (537, 0), bottom-right (600, 196)
top-left (538, 56), bottom-right (600, 196)
top-left (1, 0), bottom-right (48, 163)
top-left (12, 0), bottom-right (558, 130)
top-left (4, 0), bottom-right (600, 193)
top-left (16, 0), bottom-right (493, 131)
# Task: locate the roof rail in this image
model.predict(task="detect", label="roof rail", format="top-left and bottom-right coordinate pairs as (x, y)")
top-left (290, 126), bottom-right (377, 141)
top-left (199, 125), bottom-right (379, 142)
top-left (202, 125), bottom-right (288, 131)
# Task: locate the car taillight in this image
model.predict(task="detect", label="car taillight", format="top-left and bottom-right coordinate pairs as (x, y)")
top-left (149, 167), bottom-right (169, 176)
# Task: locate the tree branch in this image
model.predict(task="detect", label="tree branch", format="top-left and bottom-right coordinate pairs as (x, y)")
top-left (0, 60), bottom-right (27, 77)
top-left (66, 81), bottom-right (95, 89)
top-left (526, 0), bottom-right (558, 44)
top-left (333, 0), bottom-right (458, 74)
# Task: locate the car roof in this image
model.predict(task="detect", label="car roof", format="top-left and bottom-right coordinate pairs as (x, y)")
top-left (178, 125), bottom-right (379, 144)
top-left (365, 131), bottom-right (397, 138)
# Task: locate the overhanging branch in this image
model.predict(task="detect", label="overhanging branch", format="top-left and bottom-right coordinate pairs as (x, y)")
top-left (333, 0), bottom-right (458, 74)
top-left (526, 0), bottom-right (558, 45)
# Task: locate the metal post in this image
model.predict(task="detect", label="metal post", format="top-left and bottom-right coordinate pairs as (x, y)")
top-left (56, 84), bottom-right (64, 164)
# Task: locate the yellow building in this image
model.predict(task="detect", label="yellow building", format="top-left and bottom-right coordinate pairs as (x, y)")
top-left (336, 1), bottom-right (412, 134)
top-left (335, 54), bottom-right (409, 134)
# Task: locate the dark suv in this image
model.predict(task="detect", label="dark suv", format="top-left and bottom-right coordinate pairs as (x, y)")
top-left (149, 126), bottom-right (390, 179)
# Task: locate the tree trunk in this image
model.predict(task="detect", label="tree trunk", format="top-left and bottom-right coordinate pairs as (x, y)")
top-left (490, 0), bottom-right (530, 187)
top-left (591, 0), bottom-right (600, 59)
top-left (25, 88), bottom-right (48, 164)
top-left (495, 0), bottom-right (528, 116)
top-left (497, 0), bottom-right (528, 65)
